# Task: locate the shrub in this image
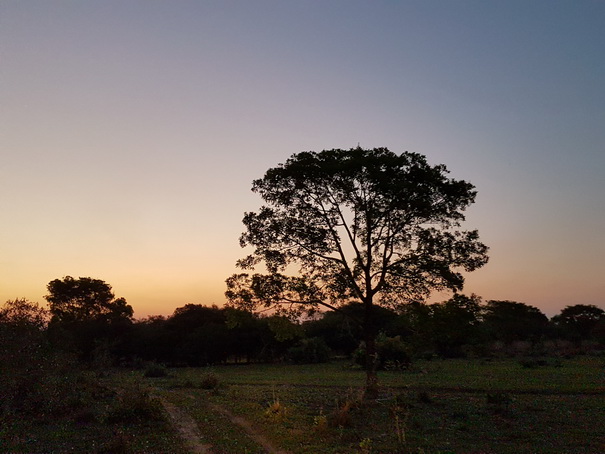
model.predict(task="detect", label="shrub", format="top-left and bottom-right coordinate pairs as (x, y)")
top-left (329, 399), bottom-right (354, 428)
top-left (104, 385), bottom-right (165, 424)
top-left (354, 335), bottom-right (411, 370)
top-left (265, 390), bottom-right (287, 423)
top-left (287, 337), bottom-right (331, 364)
top-left (144, 363), bottom-right (169, 378)
top-left (313, 409), bottom-right (329, 433)
top-left (329, 388), bottom-right (363, 428)
top-left (199, 372), bottom-right (220, 390)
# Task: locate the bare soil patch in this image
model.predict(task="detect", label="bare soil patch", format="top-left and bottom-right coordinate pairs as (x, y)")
top-left (208, 402), bottom-right (290, 454)
top-left (157, 395), bottom-right (213, 454)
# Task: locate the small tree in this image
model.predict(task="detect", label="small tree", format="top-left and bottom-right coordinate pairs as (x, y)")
top-left (0, 298), bottom-right (49, 331)
top-left (430, 293), bottom-right (484, 357)
top-left (551, 304), bottom-right (605, 343)
top-left (226, 147), bottom-right (488, 397)
top-left (45, 276), bottom-right (134, 361)
top-left (483, 300), bottom-right (548, 344)
top-left (45, 276), bottom-right (133, 323)
top-left (165, 304), bottom-right (230, 365)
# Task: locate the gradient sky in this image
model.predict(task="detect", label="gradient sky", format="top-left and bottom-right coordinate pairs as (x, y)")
top-left (2, 1), bottom-right (604, 318)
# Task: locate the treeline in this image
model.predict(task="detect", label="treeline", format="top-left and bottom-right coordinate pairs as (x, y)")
top-left (2, 292), bottom-right (604, 370)
top-left (103, 297), bottom-right (605, 365)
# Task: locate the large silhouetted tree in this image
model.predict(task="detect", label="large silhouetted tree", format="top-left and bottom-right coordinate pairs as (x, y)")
top-left (226, 147), bottom-right (488, 397)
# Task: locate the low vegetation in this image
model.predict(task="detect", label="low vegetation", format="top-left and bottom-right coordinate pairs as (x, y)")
top-left (2, 292), bottom-right (604, 452)
top-left (148, 357), bottom-right (604, 453)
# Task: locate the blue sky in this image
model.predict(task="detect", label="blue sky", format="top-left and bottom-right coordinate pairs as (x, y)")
top-left (1, 1), bottom-right (604, 317)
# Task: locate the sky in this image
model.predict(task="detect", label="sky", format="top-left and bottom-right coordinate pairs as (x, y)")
top-left (1, 1), bottom-right (604, 318)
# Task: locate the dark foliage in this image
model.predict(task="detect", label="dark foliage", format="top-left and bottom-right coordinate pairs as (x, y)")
top-left (354, 334), bottom-right (411, 370)
top-left (227, 147), bottom-right (489, 396)
top-left (287, 336), bottom-right (331, 364)
top-left (551, 304), bottom-right (605, 343)
top-left (303, 302), bottom-right (399, 356)
top-left (45, 276), bottom-right (134, 362)
top-left (483, 300), bottom-right (549, 344)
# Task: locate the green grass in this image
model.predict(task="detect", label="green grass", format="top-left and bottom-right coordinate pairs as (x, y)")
top-left (0, 371), bottom-right (189, 454)
top-left (6, 357), bottom-right (603, 453)
top-left (172, 355), bottom-right (604, 393)
top-left (163, 389), bottom-right (266, 453)
top-left (146, 356), bottom-right (605, 453)
top-left (384, 356), bottom-right (605, 393)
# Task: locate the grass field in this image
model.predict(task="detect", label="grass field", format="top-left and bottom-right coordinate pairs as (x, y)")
top-left (147, 356), bottom-right (605, 453)
top-left (0, 371), bottom-right (189, 454)
top-left (2, 356), bottom-right (603, 453)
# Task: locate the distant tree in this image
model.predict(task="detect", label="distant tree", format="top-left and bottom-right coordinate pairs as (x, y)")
top-left (127, 316), bottom-right (175, 364)
top-left (45, 276), bottom-right (133, 324)
top-left (394, 300), bottom-right (434, 351)
top-left (304, 310), bottom-right (360, 356)
top-left (45, 276), bottom-right (133, 361)
top-left (0, 298), bottom-right (49, 331)
top-left (287, 337), bottom-right (332, 364)
top-left (483, 300), bottom-right (548, 344)
top-left (551, 304), bottom-right (605, 343)
top-left (226, 147), bottom-right (489, 397)
top-left (224, 308), bottom-right (271, 363)
top-left (165, 304), bottom-right (229, 365)
top-left (0, 299), bottom-right (58, 417)
top-left (354, 333), bottom-right (411, 371)
top-left (0, 299), bottom-right (50, 362)
top-left (304, 303), bottom-right (398, 356)
top-left (429, 293), bottom-right (484, 357)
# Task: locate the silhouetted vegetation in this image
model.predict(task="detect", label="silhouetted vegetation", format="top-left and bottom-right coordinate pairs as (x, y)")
top-left (0, 295), bottom-right (185, 452)
top-left (45, 276), bottom-right (134, 362)
top-left (4, 288), bottom-right (603, 375)
top-left (551, 304), bottom-right (605, 344)
top-left (2, 278), bottom-right (604, 452)
top-left (226, 147), bottom-right (489, 397)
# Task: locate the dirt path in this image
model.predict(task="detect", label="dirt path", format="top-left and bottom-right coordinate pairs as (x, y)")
top-left (157, 395), bottom-right (214, 454)
top-left (157, 391), bottom-right (289, 454)
top-left (208, 402), bottom-right (290, 454)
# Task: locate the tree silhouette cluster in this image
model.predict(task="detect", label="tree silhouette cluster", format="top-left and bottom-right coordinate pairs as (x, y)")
top-left (2, 149), bottom-right (604, 391)
top-left (2, 289), bottom-right (603, 375)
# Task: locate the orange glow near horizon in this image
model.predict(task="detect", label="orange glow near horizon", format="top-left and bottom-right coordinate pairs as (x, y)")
top-left (1, 2), bottom-right (603, 321)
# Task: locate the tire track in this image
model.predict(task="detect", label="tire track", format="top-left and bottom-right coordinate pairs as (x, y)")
top-left (157, 395), bottom-right (213, 454)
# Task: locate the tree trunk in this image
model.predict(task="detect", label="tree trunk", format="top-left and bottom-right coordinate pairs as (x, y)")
top-left (363, 301), bottom-right (379, 399)
top-left (364, 332), bottom-right (379, 399)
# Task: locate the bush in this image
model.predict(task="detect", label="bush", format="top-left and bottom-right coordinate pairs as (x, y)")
top-left (144, 363), bottom-right (169, 378)
top-left (329, 388), bottom-right (363, 428)
top-left (199, 372), bottom-right (220, 390)
top-left (104, 385), bottom-right (165, 424)
top-left (354, 335), bottom-right (411, 370)
top-left (287, 337), bottom-right (332, 364)
top-left (0, 299), bottom-right (97, 421)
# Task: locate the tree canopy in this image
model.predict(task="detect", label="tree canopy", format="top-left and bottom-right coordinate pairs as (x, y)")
top-left (226, 147), bottom-right (489, 396)
top-left (45, 276), bottom-right (133, 324)
top-left (551, 304), bottom-right (605, 342)
top-left (483, 300), bottom-right (548, 343)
